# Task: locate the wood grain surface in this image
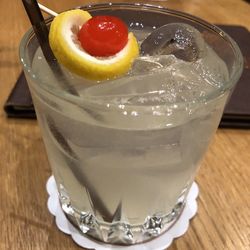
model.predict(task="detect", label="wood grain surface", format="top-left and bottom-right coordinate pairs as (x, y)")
top-left (0, 0), bottom-right (249, 249)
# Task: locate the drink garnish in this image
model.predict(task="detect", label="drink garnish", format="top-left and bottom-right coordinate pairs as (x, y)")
top-left (49, 9), bottom-right (139, 80)
top-left (78, 16), bottom-right (128, 57)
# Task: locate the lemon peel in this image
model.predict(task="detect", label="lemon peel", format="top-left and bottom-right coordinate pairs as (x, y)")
top-left (49, 9), bottom-right (139, 81)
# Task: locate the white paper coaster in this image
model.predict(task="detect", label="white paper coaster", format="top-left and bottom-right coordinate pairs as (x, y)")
top-left (46, 176), bottom-right (199, 250)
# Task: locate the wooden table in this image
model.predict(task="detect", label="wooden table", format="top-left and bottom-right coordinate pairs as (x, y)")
top-left (0, 0), bottom-right (249, 249)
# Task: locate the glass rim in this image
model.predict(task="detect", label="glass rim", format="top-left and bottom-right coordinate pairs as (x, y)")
top-left (19, 2), bottom-right (243, 109)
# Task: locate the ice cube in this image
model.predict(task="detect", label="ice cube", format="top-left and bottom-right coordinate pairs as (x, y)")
top-left (81, 55), bottom-right (177, 98)
top-left (141, 23), bottom-right (206, 62)
top-left (193, 44), bottom-right (229, 87)
top-left (131, 54), bottom-right (177, 75)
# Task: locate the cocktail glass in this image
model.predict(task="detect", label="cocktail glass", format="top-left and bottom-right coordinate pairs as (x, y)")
top-left (19, 3), bottom-right (243, 245)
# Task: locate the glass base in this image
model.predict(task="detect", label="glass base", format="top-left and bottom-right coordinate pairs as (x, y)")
top-left (59, 195), bottom-right (186, 245)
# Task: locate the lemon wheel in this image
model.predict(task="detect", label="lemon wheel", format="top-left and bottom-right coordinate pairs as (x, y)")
top-left (49, 9), bottom-right (139, 81)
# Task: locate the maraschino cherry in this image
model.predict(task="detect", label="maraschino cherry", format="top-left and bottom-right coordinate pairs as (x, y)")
top-left (78, 16), bottom-right (128, 57)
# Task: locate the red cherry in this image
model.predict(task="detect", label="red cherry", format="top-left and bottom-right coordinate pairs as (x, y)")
top-left (78, 16), bottom-right (128, 57)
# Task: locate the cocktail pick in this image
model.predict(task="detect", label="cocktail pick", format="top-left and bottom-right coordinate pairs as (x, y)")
top-left (38, 3), bottom-right (58, 17)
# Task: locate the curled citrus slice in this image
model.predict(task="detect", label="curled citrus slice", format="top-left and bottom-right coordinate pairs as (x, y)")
top-left (49, 9), bottom-right (139, 81)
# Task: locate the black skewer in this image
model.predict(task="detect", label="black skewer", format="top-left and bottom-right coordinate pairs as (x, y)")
top-left (22, 0), bottom-right (55, 62)
top-left (22, 0), bottom-right (78, 95)
top-left (21, 0), bottom-right (113, 222)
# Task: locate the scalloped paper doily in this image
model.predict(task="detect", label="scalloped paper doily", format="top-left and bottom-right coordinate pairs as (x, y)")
top-left (46, 176), bottom-right (199, 250)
